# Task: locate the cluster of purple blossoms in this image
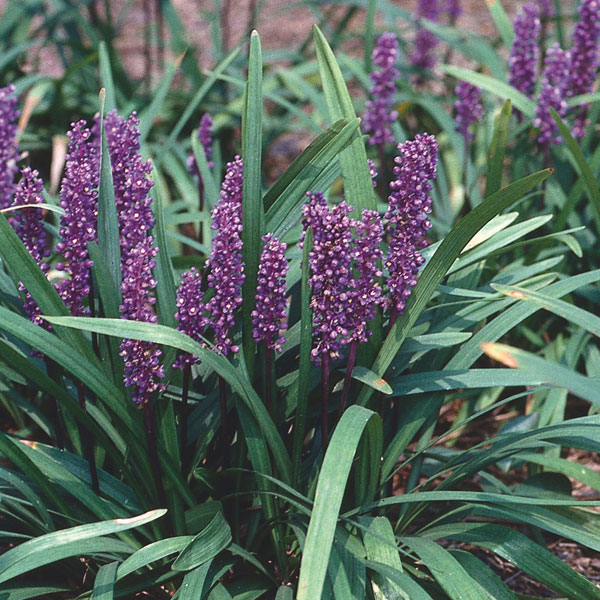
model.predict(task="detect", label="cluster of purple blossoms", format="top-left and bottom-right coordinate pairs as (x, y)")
top-left (105, 110), bottom-right (164, 404)
top-left (187, 113), bottom-right (214, 181)
top-left (252, 234), bottom-right (289, 353)
top-left (174, 268), bottom-right (207, 369)
top-left (508, 3), bottom-right (541, 101)
top-left (0, 85), bottom-right (20, 211)
top-left (205, 156), bottom-right (245, 356)
top-left (537, 0), bottom-right (554, 18)
top-left (11, 168), bottom-right (50, 328)
top-left (385, 133), bottom-right (438, 316)
top-left (568, 0), bottom-right (600, 138)
top-left (345, 210), bottom-right (383, 345)
top-left (363, 32), bottom-right (399, 146)
top-left (454, 81), bottom-right (483, 140)
top-left (445, 0), bottom-right (462, 21)
top-left (55, 121), bottom-right (100, 316)
top-left (411, 0), bottom-right (440, 73)
top-left (534, 44), bottom-right (571, 147)
top-left (302, 193), bottom-right (355, 362)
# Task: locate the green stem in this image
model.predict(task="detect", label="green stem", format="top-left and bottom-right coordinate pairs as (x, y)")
top-left (321, 353), bottom-right (330, 450)
top-left (265, 346), bottom-right (272, 415)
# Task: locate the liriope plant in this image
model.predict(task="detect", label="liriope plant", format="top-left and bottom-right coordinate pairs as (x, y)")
top-left (0, 25), bottom-right (599, 600)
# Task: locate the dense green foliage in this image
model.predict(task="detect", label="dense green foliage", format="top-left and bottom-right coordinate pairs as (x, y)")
top-left (1, 1), bottom-right (600, 599)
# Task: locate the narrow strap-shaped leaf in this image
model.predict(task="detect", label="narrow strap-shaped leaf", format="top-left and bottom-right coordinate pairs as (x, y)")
top-left (357, 169), bottom-right (552, 407)
top-left (482, 342), bottom-right (600, 406)
top-left (191, 131), bottom-right (219, 210)
top-left (443, 66), bottom-right (535, 117)
top-left (485, 99), bottom-right (511, 197)
top-left (178, 561), bottom-right (214, 600)
top-left (485, 0), bottom-right (514, 49)
top-left (241, 31), bottom-right (264, 371)
top-left (292, 228), bottom-right (313, 487)
top-left (312, 25), bottom-right (376, 215)
top-left (0, 214), bottom-right (98, 365)
top-left (0, 509), bottom-right (166, 584)
top-left (98, 42), bottom-right (117, 112)
top-left (551, 107), bottom-right (600, 233)
top-left (91, 561), bottom-right (118, 600)
top-left (296, 405), bottom-right (381, 600)
top-left (117, 536), bottom-right (193, 579)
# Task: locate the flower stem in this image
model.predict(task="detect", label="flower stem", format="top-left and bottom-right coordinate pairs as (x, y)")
top-left (44, 357), bottom-right (65, 449)
top-left (265, 346), bottom-right (273, 415)
top-left (181, 364), bottom-right (191, 475)
top-left (77, 383), bottom-right (99, 494)
top-left (219, 375), bottom-right (230, 467)
top-left (144, 401), bottom-right (166, 508)
top-left (386, 306), bottom-right (399, 337)
top-left (321, 353), bottom-right (330, 450)
top-left (338, 340), bottom-right (357, 421)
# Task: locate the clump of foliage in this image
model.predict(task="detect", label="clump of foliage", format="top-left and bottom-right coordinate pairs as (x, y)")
top-left (1, 1), bottom-right (600, 599)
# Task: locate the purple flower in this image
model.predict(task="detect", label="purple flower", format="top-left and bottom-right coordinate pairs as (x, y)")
top-left (105, 110), bottom-right (164, 404)
top-left (205, 156), bottom-right (245, 356)
top-left (363, 33), bottom-right (399, 146)
top-left (445, 0), bottom-right (462, 21)
top-left (302, 192), bottom-right (354, 362)
top-left (537, 0), bottom-right (554, 18)
top-left (252, 234), bottom-right (289, 353)
top-left (187, 113), bottom-right (214, 180)
top-left (345, 210), bottom-right (384, 345)
top-left (55, 120), bottom-right (100, 316)
top-left (508, 3), bottom-right (541, 101)
top-left (174, 267), bottom-right (208, 369)
top-left (534, 44), bottom-right (571, 146)
top-left (11, 168), bottom-right (50, 327)
top-left (0, 85), bottom-right (20, 211)
top-left (385, 133), bottom-right (438, 315)
top-left (568, 0), bottom-right (600, 138)
top-left (368, 159), bottom-right (378, 186)
top-left (411, 0), bottom-right (440, 74)
top-left (454, 81), bottom-right (483, 140)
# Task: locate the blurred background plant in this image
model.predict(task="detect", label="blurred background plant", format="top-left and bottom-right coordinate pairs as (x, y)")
top-left (1, 0), bottom-right (600, 598)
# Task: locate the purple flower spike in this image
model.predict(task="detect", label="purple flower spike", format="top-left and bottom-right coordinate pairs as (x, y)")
top-left (174, 267), bottom-right (208, 369)
top-left (508, 3), bottom-right (541, 101)
top-left (454, 81), bottom-right (483, 140)
top-left (11, 168), bottom-right (50, 327)
top-left (205, 156), bottom-right (245, 356)
top-left (105, 110), bottom-right (164, 404)
top-left (345, 210), bottom-right (384, 345)
top-left (537, 0), bottom-right (554, 18)
top-left (187, 113), bottom-right (214, 180)
top-left (385, 133), bottom-right (438, 316)
top-left (252, 234), bottom-right (289, 353)
top-left (0, 85), bottom-right (20, 210)
top-left (302, 192), bottom-right (354, 363)
top-left (411, 0), bottom-right (440, 74)
top-left (363, 33), bottom-right (399, 146)
top-left (568, 0), bottom-right (600, 138)
top-left (534, 44), bottom-right (571, 147)
top-left (55, 120), bottom-right (100, 316)
top-left (445, 0), bottom-right (462, 21)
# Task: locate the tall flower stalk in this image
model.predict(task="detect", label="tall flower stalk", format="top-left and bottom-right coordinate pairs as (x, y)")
top-left (385, 134), bottom-right (438, 328)
top-left (411, 0), bottom-right (440, 78)
top-left (252, 233), bottom-right (289, 414)
top-left (0, 85), bottom-right (19, 211)
top-left (454, 81), bottom-right (483, 184)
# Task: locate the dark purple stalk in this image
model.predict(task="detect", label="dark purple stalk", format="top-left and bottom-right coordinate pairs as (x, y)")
top-left (321, 353), bottom-right (330, 449)
top-left (181, 364), bottom-right (191, 474)
top-left (77, 382), bottom-right (99, 494)
top-left (387, 306), bottom-right (399, 336)
top-left (219, 375), bottom-right (230, 466)
top-left (156, 0), bottom-right (165, 73)
top-left (377, 142), bottom-right (387, 195)
top-left (265, 346), bottom-right (273, 415)
top-left (144, 0), bottom-right (152, 92)
top-left (144, 401), bottom-right (166, 508)
top-left (338, 339), bottom-right (357, 421)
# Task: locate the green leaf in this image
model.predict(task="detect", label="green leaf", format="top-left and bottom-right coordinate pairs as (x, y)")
top-left (358, 169), bottom-right (552, 407)
top-left (296, 405), bottom-right (381, 600)
top-left (178, 561), bottom-right (214, 600)
top-left (275, 586), bottom-right (294, 600)
top-left (99, 41), bottom-right (117, 112)
top-left (0, 585), bottom-right (69, 600)
top-left (312, 25), bottom-right (376, 215)
top-left (292, 228), bottom-right (313, 487)
top-left (117, 536), bottom-right (192, 579)
top-left (91, 561), bottom-right (118, 600)
top-left (400, 537), bottom-right (488, 600)
top-left (443, 66), bottom-right (535, 117)
top-left (485, 100), bottom-right (511, 197)
top-left (191, 131), bottom-right (219, 210)
top-left (43, 316), bottom-right (293, 484)
top-left (241, 30), bottom-right (264, 370)
top-left (482, 343), bottom-right (600, 406)
top-left (172, 502), bottom-right (232, 571)
top-left (343, 366), bottom-right (392, 395)
top-left (551, 108), bottom-right (600, 233)
top-left (424, 523), bottom-right (600, 600)
top-left (484, 0), bottom-right (514, 48)
top-left (0, 510), bottom-right (166, 584)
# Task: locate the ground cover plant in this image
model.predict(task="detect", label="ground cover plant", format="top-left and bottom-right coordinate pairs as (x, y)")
top-left (1, 0), bottom-right (600, 598)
